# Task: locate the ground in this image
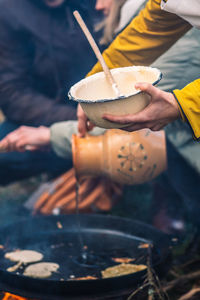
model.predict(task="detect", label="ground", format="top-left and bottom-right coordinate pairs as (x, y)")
top-left (0, 176), bottom-right (44, 226)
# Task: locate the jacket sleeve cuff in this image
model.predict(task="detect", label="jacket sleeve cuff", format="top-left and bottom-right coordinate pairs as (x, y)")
top-left (50, 122), bottom-right (75, 158)
top-left (173, 79), bottom-right (200, 140)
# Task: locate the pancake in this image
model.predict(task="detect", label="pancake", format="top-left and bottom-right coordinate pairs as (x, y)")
top-left (23, 262), bottom-right (59, 279)
top-left (101, 263), bottom-right (147, 278)
top-left (5, 250), bottom-right (43, 264)
top-left (5, 250), bottom-right (44, 272)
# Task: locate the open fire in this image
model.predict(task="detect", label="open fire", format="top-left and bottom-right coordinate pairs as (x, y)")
top-left (3, 293), bottom-right (30, 300)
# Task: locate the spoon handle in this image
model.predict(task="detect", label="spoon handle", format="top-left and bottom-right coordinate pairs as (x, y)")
top-left (73, 10), bottom-right (122, 98)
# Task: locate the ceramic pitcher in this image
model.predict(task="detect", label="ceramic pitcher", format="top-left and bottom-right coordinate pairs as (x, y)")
top-left (72, 129), bottom-right (167, 185)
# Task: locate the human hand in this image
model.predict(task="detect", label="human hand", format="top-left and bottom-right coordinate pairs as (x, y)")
top-left (0, 126), bottom-right (50, 152)
top-left (103, 83), bottom-right (181, 132)
top-left (77, 104), bottom-right (95, 137)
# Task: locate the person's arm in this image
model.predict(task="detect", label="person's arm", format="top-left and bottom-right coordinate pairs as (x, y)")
top-left (50, 121), bottom-right (105, 158)
top-left (50, 122), bottom-right (77, 159)
top-left (0, 126), bottom-right (51, 152)
top-left (78, 0), bottom-right (193, 136)
top-left (173, 79), bottom-right (200, 140)
top-left (103, 78), bottom-right (200, 140)
top-left (87, 0), bottom-right (200, 139)
top-left (0, 16), bottom-right (76, 127)
top-left (88, 0), bottom-right (191, 75)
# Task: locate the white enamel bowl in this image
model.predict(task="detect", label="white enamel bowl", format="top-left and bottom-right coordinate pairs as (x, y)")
top-left (68, 66), bottom-right (162, 129)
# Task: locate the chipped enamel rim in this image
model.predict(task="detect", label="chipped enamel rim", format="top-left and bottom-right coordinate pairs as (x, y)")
top-left (68, 66), bottom-right (162, 103)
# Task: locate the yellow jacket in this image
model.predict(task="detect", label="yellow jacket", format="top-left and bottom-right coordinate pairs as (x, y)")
top-left (88, 0), bottom-right (200, 140)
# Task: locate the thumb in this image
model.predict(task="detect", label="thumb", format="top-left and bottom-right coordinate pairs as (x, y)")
top-left (78, 117), bottom-right (87, 137)
top-left (135, 82), bottom-right (159, 98)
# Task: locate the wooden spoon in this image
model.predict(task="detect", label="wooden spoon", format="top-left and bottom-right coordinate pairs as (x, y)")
top-left (73, 11), bottom-right (123, 98)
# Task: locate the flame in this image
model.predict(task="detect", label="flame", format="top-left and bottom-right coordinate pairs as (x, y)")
top-left (3, 292), bottom-right (30, 300)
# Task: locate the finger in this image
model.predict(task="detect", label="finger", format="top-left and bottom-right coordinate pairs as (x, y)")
top-left (102, 113), bottom-right (135, 125)
top-left (15, 138), bottom-right (31, 152)
top-left (0, 139), bottom-right (9, 152)
top-left (77, 104), bottom-right (89, 137)
top-left (0, 135), bottom-right (16, 152)
top-left (24, 145), bottom-right (40, 151)
top-left (135, 82), bottom-right (159, 98)
top-left (4, 130), bottom-right (27, 152)
top-left (5, 137), bottom-right (21, 152)
top-left (10, 135), bottom-right (31, 152)
top-left (16, 126), bottom-right (50, 147)
top-left (122, 122), bottom-right (148, 132)
top-left (103, 110), bottom-right (151, 125)
top-left (150, 123), bottom-right (164, 131)
top-left (102, 83), bottom-right (160, 125)
top-left (78, 116), bottom-right (88, 137)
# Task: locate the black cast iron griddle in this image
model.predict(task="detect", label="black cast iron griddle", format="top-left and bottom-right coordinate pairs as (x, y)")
top-left (0, 214), bottom-right (171, 300)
